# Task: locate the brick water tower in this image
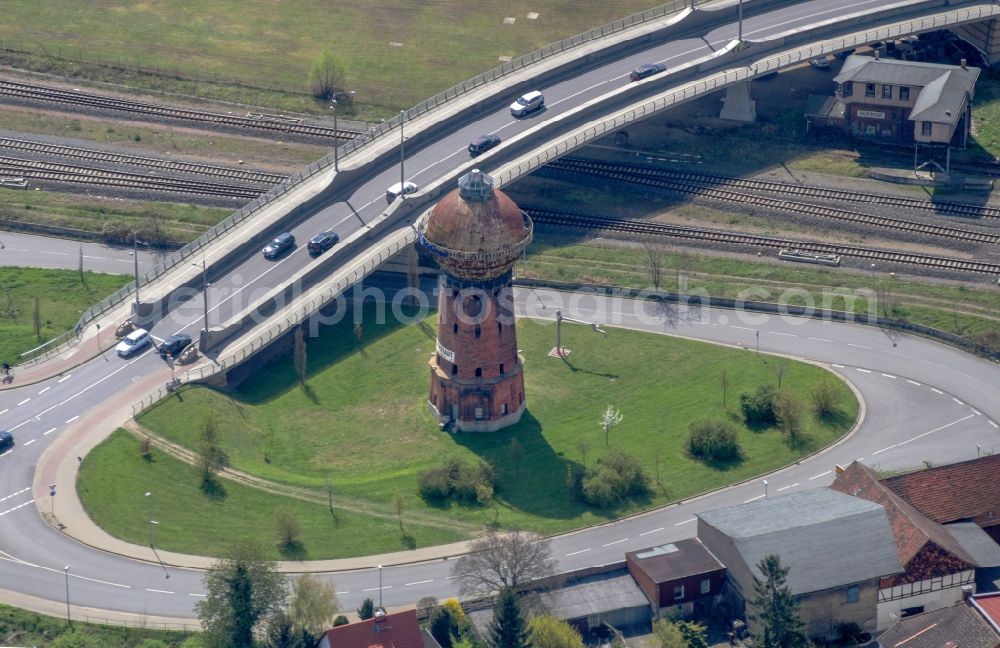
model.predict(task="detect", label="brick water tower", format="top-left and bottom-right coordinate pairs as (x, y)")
top-left (418, 169), bottom-right (533, 432)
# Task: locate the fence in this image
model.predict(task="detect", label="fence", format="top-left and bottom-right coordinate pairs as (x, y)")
top-left (130, 226), bottom-right (418, 417)
top-left (493, 3), bottom-right (1000, 190)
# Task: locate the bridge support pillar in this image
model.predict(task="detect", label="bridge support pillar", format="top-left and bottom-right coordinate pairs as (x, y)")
top-left (954, 20), bottom-right (1000, 67)
top-left (719, 81), bottom-right (756, 122)
top-left (405, 243), bottom-right (420, 307)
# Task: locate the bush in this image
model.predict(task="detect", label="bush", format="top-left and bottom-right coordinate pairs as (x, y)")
top-left (740, 384), bottom-right (778, 426)
top-left (418, 458), bottom-right (496, 505)
top-left (357, 597), bottom-right (374, 620)
top-left (688, 419), bottom-right (742, 462)
top-left (333, 615), bottom-right (349, 627)
top-left (810, 378), bottom-right (842, 417)
top-left (774, 391), bottom-right (806, 441)
top-left (581, 450), bottom-right (650, 508)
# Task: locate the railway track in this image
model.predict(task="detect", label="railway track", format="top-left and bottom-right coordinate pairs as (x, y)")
top-left (553, 157), bottom-right (1000, 220)
top-left (546, 160), bottom-right (1000, 245)
top-left (523, 206), bottom-right (1000, 276)
top-left (0, 156), bottom-right (263, 199)
top-left (0, 80), bottom-right (358, 141)
top-left (0, 137), bottom-right (285, 185)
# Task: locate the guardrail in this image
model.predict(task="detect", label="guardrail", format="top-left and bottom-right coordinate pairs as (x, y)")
top-left (18, 328), bottom-right (79, 366)
top-left (493, 3), bottom-right (1000, 189)
top-left (70, 0), bottom-right (717, 342)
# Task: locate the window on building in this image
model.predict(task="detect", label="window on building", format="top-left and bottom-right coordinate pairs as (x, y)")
top-left (502, 403), bottom-right (508, 415)
top-left (673, 585), bottom-right (684, 600)
top-left (900, 86), bottom-right (910, 101)
top-left (842, 82), bottom-right (853, 97)
top-left (846, 584), bottom-right (860, 603)
top-left (451, 364), bottom-right (458, 376)
top-left (921, 121), bottom-right (933, 136)
top-left (475, 367), bottom-right (482, 378)
top-left (498, 322), bottom-right (503, 335)
top-left (475, 325), bottom-right (481, 338)
top-left (453, 323), bottom-right (458, 334)
top-left (700, 579), bottom-right (711, 595)
top-left (882, 85), bottom-right (892, 99)
top-left (474, 407), bottom-right (484, 419)
top-left (865, 83), bottom-right (876, 97)
top-left (500, 363), bottom-right (505, 374)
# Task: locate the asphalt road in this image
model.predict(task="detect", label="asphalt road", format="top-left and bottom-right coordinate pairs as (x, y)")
top-left (3, 0), bottom-right (994, 622)
top-left (0, 231), bottom-right (158, 274)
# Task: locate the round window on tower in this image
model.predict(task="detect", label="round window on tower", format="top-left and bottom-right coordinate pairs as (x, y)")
top-left (463, 294), bottom-right (483, 318)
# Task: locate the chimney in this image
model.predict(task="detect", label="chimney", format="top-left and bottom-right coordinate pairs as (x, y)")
top-left (961, 58), bottom-right (967, 69)
top-left (874, 50), bottom-right (880, 61)
top-left (962, 584), bottom-right (974, 601)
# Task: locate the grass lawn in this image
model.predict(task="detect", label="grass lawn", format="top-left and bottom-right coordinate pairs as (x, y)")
top-left (80, 303), bottom-right (858, 558)
top-left (0, 603), bottom-right (196, 647)
top-left (0, 0), bottom-right (673, 118)
top-left (0, 267), bottom-right (128, 366)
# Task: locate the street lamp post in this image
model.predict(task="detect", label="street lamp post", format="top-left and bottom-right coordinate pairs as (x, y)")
top-left (191, 260), bottom-right (210, 330)
top-left (145, 491), bottom-right (154, 548)
top-left (738, 0), bottom-right (744, 42)
top-left (399, 110), bottom-right (406, 198)
top-left (378, 564), bottom-right (383, 608)
top-left (64, 565), bottom-right (71, 624)
top-left (762, 479), bottom-right (768, 499)
top-left (329, 90), bottom-right (356, 172)
top-left (133, 233), bottom-right (142, 310)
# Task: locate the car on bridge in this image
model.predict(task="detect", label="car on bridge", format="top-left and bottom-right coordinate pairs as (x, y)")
top-left (509, 90), bottom-right (544, 117)
top-left (468, 133), bottom-right (502, 156)
top-left (386, 181), bottom-right (418, 203)
top-left (308, 230), bottom-right (340, 255)
top-left (629, 63), bottom-right (666, 81)
top-left (0, 430), bottom-right (12, 451)
top-left (116, 328), bottom-right (150, 358)
top-left (159, 333), bottom-right (192, 358)
top-left (263, 233), bottom-right (295, 259)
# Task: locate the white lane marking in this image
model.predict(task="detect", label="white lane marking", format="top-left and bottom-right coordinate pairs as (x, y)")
top-left (639, 527), bottom-right (664, 536)
top-left (37, 387), bottom-right (49, 395)
top-left (881, 373), bottom-right (896, 379)
top-left (953, 398), bottom-right (964, 405)
top-left (405, 580), bottom-right (433, 586)
top-left (0, 552), bottom-right (129, 588)
top-left (43, 427), bottom-right (56, 435)
top-left (808, 337), bottom-right (833, 343)
top-left (831, 364), bottom-right (844, 368)
top-left (16, 399), bottom-right (30, 406)
top-left (989, 421), bottom-right (998, 429)
top-left (57, 374), bottom-right (72, 383)
top-left (0, 409), bottom-right (7, 416)
top-left (973, 409), bottom-right (981, 416)
top-left (809, 471), bottom-right (832, 480)
top-left (674, 518), bottom-right (696, 526)
top-left (744, 494), bottom-right (764, 503)
top-left (855, 368), bottom-right (871, 374)
top-left (0, 487), bottom-right (30, 502)
top-left (565, 548), bottom-right (591, 556)
top-left (362, 585), bottom-right (392, 592)
top-left (874, 415), bottom-right (974, 455)
top-left (65, 415), bottom-right (79, 424)
top-left (731, 325), bottom-right (754, 331)
top-left (188, 593), bottom-right (206, 597)
top-left (22, 439), bottom-right (34, 446)
top-left (848, 343), bottom-right (873, 349)
top-left (0, 500), bottom-right (35, 516)
top-left (602, 538), bottom-right (628, 547)
top-left (336, 591), bottom-right (351, 595)
top-left (769, 331), bottom-right (795, 337)
top-left (907, 379), bottom-right (921, 386)
top-left (146, 588), bottom-right (175, 594)
top-left (776, 483), bottom-right (799, 492)
top-left (930, 388), bottom-right (943, 395)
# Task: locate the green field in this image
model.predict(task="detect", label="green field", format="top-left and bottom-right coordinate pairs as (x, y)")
top-left (0, 603), bottom-right (196, 648)
top-left (78, 303), bottom-right (857, 558)
top-left (0, 267), bottom-right (128, 366)
top-left (0, 0), bottom-right (669, 117)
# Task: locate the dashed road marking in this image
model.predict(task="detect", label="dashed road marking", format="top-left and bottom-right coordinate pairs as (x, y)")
top-left (16, 399), bottom-right (30, 406)
top-left (808, 337), bottom-right (832, 343)
top-left (931, 388), bottom-right (943, 395)
top-left (809, 471), bottom-right (832, 480)
top-left (602, 538), bottom-right (628, 547)
top-left (776, 483), bottom-right (799, 492)
top-left (848, 343), bottom-right (873, 349)
top-left (731, 326), bottom-right (754, 331)
top-left (37, 387), bottom-right (49, 395)
top-left (0, 487), bottom-right (30, 503)
top-left (881, 373), bottom-right (896, 379)
top-left (953, 398), bottom-right (964, 405)
top-left (146, 589), bottom-right (174, 594)
top-left (855, 368), bottom-right (871, 374)
top-left (0, 500), bottom-right (34, 517)
top-left (831, 364), bottom-right (844, 368)
top-left (565, 548), bottom-right (591, 556)
top-left (0, 409), bottom-right (7, 416)
top-left (973, 410), bottom-right (982, 416)
top-left (65, 415), bottom-right (79, 424)
top-left (362, 585), bottom-right (392, 592)
top-left (989, 421), bottom-right (998, 429)
top-left (674, 518), bottom-right (696, 526)
top-left (57, 374), bottom-right (72, 383)
top-left (44, 427), bottom-right (56, 435)
top-left (405, 580), bottom-right (433, 586)
top-left (640, 527), bottom-right (664, 536)
top-left (875, 415), bottom-right (973, 455)
top-left (188, 593), bottom-right (206, 597)
top-left (907, 379), bottom-right (921, 386)
top-left (769, 332), bottom-right (795, 337)
top-left (744, 494), bottom-right (764, 503)
top-left (23, 439), bottom-right (34, 446)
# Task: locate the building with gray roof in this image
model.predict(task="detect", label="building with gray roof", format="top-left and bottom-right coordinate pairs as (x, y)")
top-left (697, 488), bottom-right (902, 641)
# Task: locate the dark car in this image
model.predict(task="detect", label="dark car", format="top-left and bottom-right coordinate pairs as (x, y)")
top-left (469, 134), bottom-right (502, 156)
top-left (629, 63), bottom-right (667, 81)
top-left (263, 233), bottom-right (295, 259)
top-left (308, 231), bottom-right (340, 255)
top-left (0, 430), bottom-right (12, 452)
top-left (159, 333), bottom-right (192, 357)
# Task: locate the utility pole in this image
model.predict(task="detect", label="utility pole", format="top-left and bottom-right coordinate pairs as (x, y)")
top-left (399, 110), bottom-right (406, 198)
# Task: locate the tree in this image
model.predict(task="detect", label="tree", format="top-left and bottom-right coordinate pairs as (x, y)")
top-left (393, 491), bottom-right (405, 535)
top-left (773, 359), bottom-right (790, 389)
top-left (720, 369), bottom-right (729, 408)
top-left (357, 597), bottom-right (374, 620)
top-left (487, 588), bottom-right (530, 648)
top-left (678, 620), bottom-right (709, 648)
top-left (575, 440), bottom-right (590, 469)
top-left (428, 599), bottom-right (474, 648)
top-left (508, 438), bottom-right (525, 478)
top-left (288, 573), bottom-right (339, 637)
top-left (688, 419), bottom-right (742, 463)
top-left (773, 392), bottom-right (805, 443)
top-left (600, 404), bottom-right (623, 447)
top-left (652, 618), bottom-right (686, 648)
top-left (529, 615), bottom-right (584, 648)
top-left (749, 555), bottom-right (809, 648)
top-left (275, 508), bottom-right (302, 551)
top-left (450, 529), bottom-right (556, 596)
top-left (810, 378), bottom-right (841, 418)
top-left (580, 450), bottom-right (650, 509)
top-left (643, 239), bottom-right (667, 291)
top-left (32, 295), bottom-right (40, 339)
top-left (307, 49), bottom-right (348, 101)
top-left (740, 384), bottom-right (778, 426)
top-left (197, 417), bottom-right (227, 487)
top-left (293, 326), bottom-right (307, 385)
top-left (264, 610), bottom-right (312, 648)
top-left (196, 542), bottom-right (288, 648)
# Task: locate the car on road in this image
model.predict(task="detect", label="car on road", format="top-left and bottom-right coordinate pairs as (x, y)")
top-left (808, 56), bottom-right (830, 69)
top-left (159, 333), bottom-right (192, 358)
top-left (509, 90), bottom-right (544, 117)
top-left (263, 233), bottom-right (295, 259)
top-left (116, 328), bottom-right (150, 357)
top-left (629, 63), bottom-right (667, 81)
top-left (468, 133), bottom-right (502, 156)
top-left (308, 231), bottom-right (340, 255)
top-left (0, 430), bottom-right (12, 451)
top-left (386, 181), bottom-right (418, 203)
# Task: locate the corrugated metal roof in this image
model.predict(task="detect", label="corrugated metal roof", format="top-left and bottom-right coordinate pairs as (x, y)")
top-left (536, 569), bottom-right (649, 620)
top-left (698, 488), bottom-right (902, 595)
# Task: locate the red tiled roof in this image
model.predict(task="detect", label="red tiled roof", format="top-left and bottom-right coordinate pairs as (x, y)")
top-left (319, 610), bottom-right (425, 648)
top-left (973, 592), bottom-right (1000, 633)
top-left (882, 454), bottom-right (1000, 527)
top-left (830, 462), bottom-right (976, 569)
